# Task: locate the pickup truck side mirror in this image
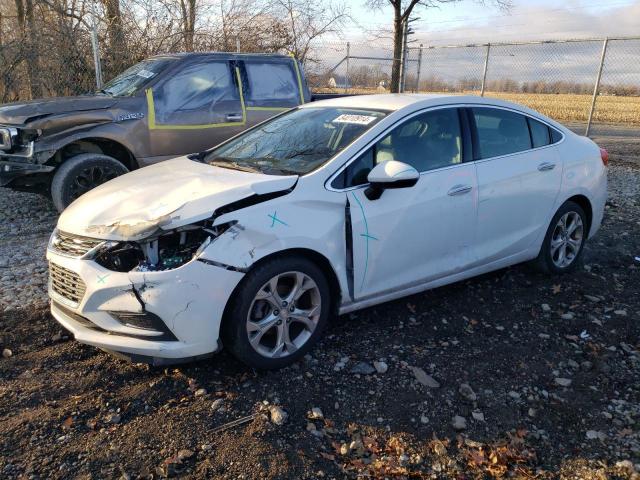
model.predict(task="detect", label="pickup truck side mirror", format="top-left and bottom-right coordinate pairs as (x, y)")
top-left (364, 160), bottom-right (419, 200)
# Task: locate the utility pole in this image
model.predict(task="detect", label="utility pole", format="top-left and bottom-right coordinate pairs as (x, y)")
top-left (399, 19), bottom-right (409, 93)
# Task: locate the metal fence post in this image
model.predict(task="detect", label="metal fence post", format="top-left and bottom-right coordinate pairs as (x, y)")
top-left (89, 0), bottom-right (103, 89)
top-left (414, 44), bottom-right (423, 92)
top-left (345, 42), bottom-right (350, 92)
top-left (480, 43), bottom-right (490, 96)
top-left (586, 37), bottom-right (609, 137)
top-left (236, 37), bottom-right (241, 52)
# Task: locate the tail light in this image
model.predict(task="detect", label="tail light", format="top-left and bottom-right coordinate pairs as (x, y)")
top-left (599, 147), bottom-right (609, 167)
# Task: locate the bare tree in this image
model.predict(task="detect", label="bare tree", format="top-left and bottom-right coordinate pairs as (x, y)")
top-left (179, 0), bottom-right (196, 51)
top-left (272, 0), bottom-right (349, 64)
top-left (366, 0), bottom-right (511, 92)
top-left (14, 0), bottom-right (42, 98)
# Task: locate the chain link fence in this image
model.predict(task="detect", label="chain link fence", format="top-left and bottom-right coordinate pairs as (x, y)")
top-left (311, 37), bottom-right (640, 136)
top-left (1, 9), bottom-right (638, 138)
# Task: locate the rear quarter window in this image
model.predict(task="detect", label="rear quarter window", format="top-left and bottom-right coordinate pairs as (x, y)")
top-left (528, 117), bottom-right (551, 148)
top-left (550, 127), bottom-right (564, 144)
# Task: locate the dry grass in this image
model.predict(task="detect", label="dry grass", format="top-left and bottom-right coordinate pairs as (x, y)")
top-left (484, 92), bottom-right (640, 125)
top-left (314, 87), bottom-right (640, 125)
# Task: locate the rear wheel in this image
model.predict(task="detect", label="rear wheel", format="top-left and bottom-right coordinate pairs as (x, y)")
top-left (533, 201), bottom-right (587, 274)
top-left (222, 256), bottom-right (331, 369)
top-left (51, 153), bottom-right (129, 212)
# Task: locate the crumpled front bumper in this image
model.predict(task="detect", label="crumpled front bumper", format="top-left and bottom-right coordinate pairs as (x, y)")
top-left (0, 159), bottom-right (53, 187)
top-left (46, 248), bottom-right (245, 363)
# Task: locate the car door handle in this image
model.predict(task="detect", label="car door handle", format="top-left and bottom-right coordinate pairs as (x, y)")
top-left (225, 113), bottom-right (243, 122)
top-left (447, 184), bottom-right (472, 196)
top-left (538, 162), bottom-right (556, 171)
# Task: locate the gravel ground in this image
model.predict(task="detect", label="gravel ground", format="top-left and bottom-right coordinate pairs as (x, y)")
top-left (0, 136), bottom-right (639, 479)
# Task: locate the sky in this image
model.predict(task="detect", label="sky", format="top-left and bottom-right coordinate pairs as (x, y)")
top-left (313, 0), bottom-right (640, 88)
top-left (340, 0), bottom-right (640, 46)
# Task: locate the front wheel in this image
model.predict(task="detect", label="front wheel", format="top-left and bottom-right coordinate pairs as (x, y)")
top-left (222, 256), bottom-right (331, 370)
top-left (533, 201), bottom-right (588, 274)
top-left (51, 153), bottom-right (129, 212)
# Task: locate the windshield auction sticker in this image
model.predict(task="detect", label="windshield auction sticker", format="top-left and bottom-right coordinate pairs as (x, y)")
top-left (136, 69), bottom-right (156, 79)
top-left (332, 114), bottom-right (377, 125)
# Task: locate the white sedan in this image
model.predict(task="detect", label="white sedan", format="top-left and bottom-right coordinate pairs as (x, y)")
top-left (46, 94), bottom-right (608, 369)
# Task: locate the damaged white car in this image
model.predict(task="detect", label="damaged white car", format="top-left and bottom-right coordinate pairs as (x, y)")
top-left (47, 94), bottom-right (608, 369)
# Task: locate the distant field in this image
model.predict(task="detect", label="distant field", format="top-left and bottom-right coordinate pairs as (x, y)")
top-left (484, 92), bottom-right (640, 126)
top-left (314, 88), bottom-right (640, 125)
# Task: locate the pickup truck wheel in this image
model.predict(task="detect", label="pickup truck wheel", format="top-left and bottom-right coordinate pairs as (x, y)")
top-left (51, 153), bottom-right (129, 212)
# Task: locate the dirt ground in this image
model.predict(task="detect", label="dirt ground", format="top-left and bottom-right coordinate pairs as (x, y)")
top-left (1, 135), bottom-right (639, 479)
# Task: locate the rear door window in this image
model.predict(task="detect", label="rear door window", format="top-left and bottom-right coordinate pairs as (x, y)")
top-left (152, 61), bottom-right (241, 125)
top-left (471, 107), bottom-right (532, 159)
top-left (243, 61), bottom-right (301, 108)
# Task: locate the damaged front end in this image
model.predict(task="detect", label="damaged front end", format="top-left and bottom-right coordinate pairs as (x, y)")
top-left (47, 219), bottom-right (248, 363)
top-left (91, 219), bottom-right (236, 273)
top-left (0, 126), bottom-right (52, 187)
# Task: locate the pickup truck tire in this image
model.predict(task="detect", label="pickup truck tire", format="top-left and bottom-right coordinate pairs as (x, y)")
top-left (51, 153), bottom-right (129, 212)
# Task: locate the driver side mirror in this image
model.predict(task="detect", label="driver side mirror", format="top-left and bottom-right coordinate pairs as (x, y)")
top-left (364, 160), bottom-right (419, 200)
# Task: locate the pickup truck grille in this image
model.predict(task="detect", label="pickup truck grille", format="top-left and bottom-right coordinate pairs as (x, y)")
top-left (51, 230), bottom-right (103, 257)
top-left (49, 262), bottom-right (86, 305)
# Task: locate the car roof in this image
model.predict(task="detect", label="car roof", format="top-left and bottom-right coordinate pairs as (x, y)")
top-left (302, 93), bottom-right (566, 130)
top-left (149, 52), bottom-right (294, 61)
top-left (304, 93), bottom-right (529, 113)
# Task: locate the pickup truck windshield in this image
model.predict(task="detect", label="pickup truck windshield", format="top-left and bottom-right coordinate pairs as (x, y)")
top-left (204, 107), bottom-right (387, 175)
top-left (99, 58), bottom-right (175, 97)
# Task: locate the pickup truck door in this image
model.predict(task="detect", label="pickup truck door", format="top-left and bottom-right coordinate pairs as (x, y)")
top-left (239, 58), bottom-right (307, 124)
top-left (146, 59), bottom-right (248, 158)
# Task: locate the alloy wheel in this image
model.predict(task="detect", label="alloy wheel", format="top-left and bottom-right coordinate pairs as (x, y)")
top-left (550, 211), bottom-right (584, 268)
top-left (246, 271), bottom-right (321, 358)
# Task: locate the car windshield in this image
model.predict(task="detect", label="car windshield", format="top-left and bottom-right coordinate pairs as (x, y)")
top-left (98, 58), bottom-right (175, 97)
top-left (204, 107), bottom-right (387, 175)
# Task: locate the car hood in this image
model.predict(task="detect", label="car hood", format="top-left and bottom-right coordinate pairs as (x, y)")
top-left (57, 157), bottom-right (298, 241)
top-left (0, 95), bottom-right (118, 125)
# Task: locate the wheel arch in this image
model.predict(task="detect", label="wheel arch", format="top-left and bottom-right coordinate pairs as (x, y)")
top-left (565, 194), bottom-right (593, 235)
top-left (52, 137), bottom-right (138, 170)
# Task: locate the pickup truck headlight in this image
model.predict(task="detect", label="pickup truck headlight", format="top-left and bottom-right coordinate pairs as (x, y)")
top-left (0, 127), bottom-right (17, 151)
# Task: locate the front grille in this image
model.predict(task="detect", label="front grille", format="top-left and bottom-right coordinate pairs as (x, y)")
top-left (49, 262), bottom-right (86, 305)
top-left (51, 230), bottom-right (103, 257)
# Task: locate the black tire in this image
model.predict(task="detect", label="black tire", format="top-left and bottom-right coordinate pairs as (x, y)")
top-left (532, 200), bottom-right (588, 274)
top-left (222, 255), bottom-right (332, 370)
top-left (51, 153), bottom-right (129, 212)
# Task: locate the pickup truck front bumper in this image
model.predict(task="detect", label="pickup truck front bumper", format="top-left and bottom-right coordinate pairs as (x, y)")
top-left (0, 159), bottom-right (54, 187)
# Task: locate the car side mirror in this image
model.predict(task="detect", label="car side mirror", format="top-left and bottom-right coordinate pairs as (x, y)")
top-left (364, 160), bottom-right (419, 200)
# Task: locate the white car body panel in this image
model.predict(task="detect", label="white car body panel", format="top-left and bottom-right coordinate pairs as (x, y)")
top-left (347, 162), bottom-right (478, 299)
top-left (57, 157), bottom-right (298, 241)
top-left (474, 144), bottom-right (563, 264)
top-left (46, 94), bottom-right (607, 363)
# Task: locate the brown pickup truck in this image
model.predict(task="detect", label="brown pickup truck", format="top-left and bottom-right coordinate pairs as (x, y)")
top-left (0, 53), bottom-right (316, 211)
